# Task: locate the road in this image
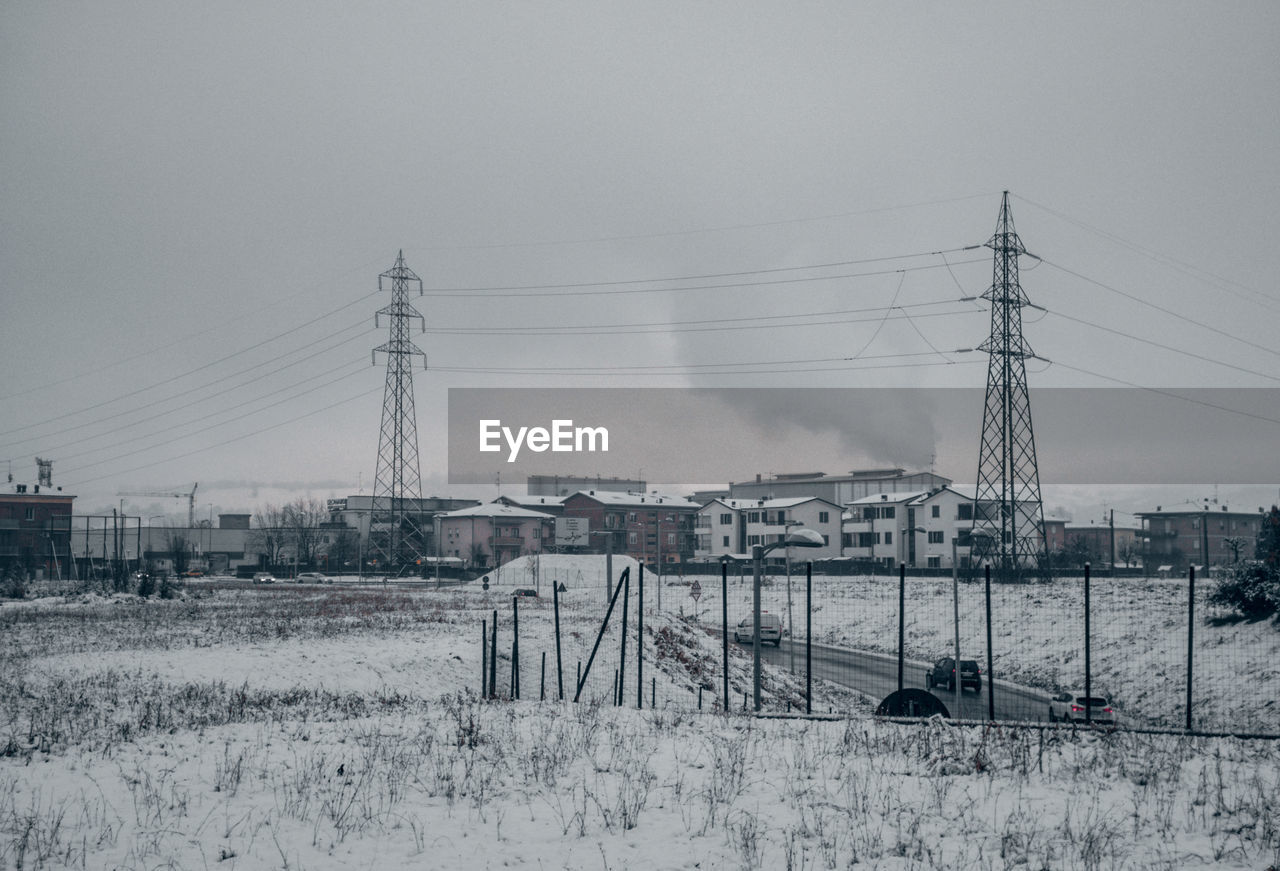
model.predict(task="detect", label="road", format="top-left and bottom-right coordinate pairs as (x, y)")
top-left (752, 637), bottom-right (1053, 722)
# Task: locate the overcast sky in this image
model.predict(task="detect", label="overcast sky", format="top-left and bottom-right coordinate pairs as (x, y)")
top-left (2, 2), bottom-right (1278, 525)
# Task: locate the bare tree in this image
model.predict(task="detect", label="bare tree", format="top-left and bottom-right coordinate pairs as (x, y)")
top-left (283, 497), bottom-right (328, 568)
top-left (248, 503), bottom-right (287, 567)
top-left (165, 530), bottom-right (192, 575)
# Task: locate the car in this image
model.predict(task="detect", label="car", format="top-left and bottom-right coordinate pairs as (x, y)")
top-left (1048, 692), bottom-right (1115, 725)
top-left (295, 572), bottom-right (327, 583)
top-left (252, 572), bottom-right (276, 584)
top-left (925, 657), bottom-right (982, 692)
top-left (733, 613), bottom-right (782, 646)
top-left (513, 588), bottom-right (539, 598)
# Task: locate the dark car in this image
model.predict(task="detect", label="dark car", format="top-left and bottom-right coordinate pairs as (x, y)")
top-left (514, 588), bottom-right (539, 598)
top-left (926, 657), bottom-right (982, 692)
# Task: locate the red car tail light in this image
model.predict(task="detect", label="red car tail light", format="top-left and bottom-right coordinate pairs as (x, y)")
top-left (1071, 705), bottom-right (1083, 712)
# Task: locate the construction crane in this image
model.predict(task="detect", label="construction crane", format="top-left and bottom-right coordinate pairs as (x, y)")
top-left (118, 483), bottom-right (199, 527)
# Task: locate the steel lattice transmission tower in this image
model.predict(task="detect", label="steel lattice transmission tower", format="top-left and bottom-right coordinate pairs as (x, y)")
top-left (369, 251), bottom-right (427, 569)
top-left (970, 192), bottom-right (1047, 579)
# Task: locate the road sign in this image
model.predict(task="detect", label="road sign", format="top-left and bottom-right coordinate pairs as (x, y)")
top-left (690, 580), bottom-right (702, 601)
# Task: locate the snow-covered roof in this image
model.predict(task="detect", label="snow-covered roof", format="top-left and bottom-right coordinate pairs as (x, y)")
top-left (703, 496), bottom-right (838, 510)
top-left (568, 490), bottom-right (699, 509)
top-left (846, 490), bottom-right (930, 506)
top-left (498, 494), bottom-right (565, 507)
top-left (440, 503), bottom-right (554, 520)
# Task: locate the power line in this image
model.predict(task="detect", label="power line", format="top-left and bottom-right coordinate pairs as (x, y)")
top-left (1039, 308), bottom-right (1280, 383)
top-left (28, 358), bottom-right (371, 463)
top-left (1043, 360), bottom-right (1280, 427)
top-left (420, 246), bottom-right (974, 292)
top-left (62, 384), bottom-right (384, 490)
top-left (1011, 194), bottom-right (1279, 310)
top-left (0, 284), bottom-right (384, 404)
top-left (413, 193), bottom-right (996, 251)
top-left (58, 366), bottom-right (374, 479)
top-left (414, 257), bottom-right (983, 301)
top-left (422, 302), bottom-right (982, 338)
top-left (1038, 257), bottom-right (1280, 361)
top-left (0, 318), bottom-right (377, 448)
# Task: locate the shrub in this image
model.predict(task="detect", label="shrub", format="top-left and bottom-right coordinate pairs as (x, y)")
top-left (1207, 561), bottom-right (1280, 620)
top-left (2, 565), bottom-right (26, 599)
top-left (137, 573), bottom-right (157, 598)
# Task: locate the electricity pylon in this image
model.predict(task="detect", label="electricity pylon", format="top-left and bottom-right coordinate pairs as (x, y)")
top-left (970, 193), bottom-right (1047, 579)
top-left (369, 251), bottom-right (427, 570)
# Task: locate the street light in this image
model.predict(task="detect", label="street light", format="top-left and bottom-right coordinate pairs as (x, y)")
top-left (753, 527), bottom-right (824, 711)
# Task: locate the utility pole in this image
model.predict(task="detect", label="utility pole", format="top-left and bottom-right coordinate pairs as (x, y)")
top-left (370, 252), bottom-right (427, 571)
top-left (1109, 509), bottom-right (1116, 570)
top-left (971, 192), bottom-right (1046, 580)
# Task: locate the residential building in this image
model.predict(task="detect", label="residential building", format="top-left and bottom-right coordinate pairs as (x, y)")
top-left (1060, 523), bottom-right (1140, 567)
top-left (728, 468), bottom-right (952, 506)
top-left (326, 495), bottom-right (479, 556)
top-left (841, 487), bottom-right (979, 569)
top-left (0, 476), bottom-right (75, 578)
top-left (695, 496), bottom-right (842, 560)
top-left (560, 490), bottom-right (701, 564)
top-left (494, 494), bottom-right (566, 517)
top-left (437, 502), bottom-right (555, 569)
top-left (527, 474), bottom-right (644, 497)
top-left (1136, 505), bottom-right (1266, 569)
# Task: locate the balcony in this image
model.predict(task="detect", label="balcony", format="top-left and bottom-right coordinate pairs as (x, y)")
top-left (490, 535), bottom-right (523, 547)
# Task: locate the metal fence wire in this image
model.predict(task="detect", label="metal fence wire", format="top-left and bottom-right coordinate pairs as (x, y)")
top-left (479, 557), bottom-right (1278, 737)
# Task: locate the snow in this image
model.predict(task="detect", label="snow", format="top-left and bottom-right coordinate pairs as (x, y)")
top-left (3, 574), bottom-right (1279, 869)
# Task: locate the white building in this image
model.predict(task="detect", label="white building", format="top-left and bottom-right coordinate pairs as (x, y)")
top-left (695, 496), bottom-right (842, 561)
top-left (841, 487), bottom-right (978, 569)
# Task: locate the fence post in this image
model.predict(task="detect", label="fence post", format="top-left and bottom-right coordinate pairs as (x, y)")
top-left (897, 564), bottom-right (906, 692)
top-left (540, 650), bottom-right (546, 701)
top-left (1186, 565), bottom-right (1195, 732)
top-left (574, 567), bottom-right (628, 702)
top-left (481, 619), bottom-right (488, 698)
top-left (721, 561), bottom-right (729, 715)
top-left (637, 564), bottom-right (644, 709)
top-left (805, 561), bottom-right (812, 715)
top-left (512, 596), bottom-right (520, 701)
top-left (1084, 562), bottom-right (1092, 725)
top-left (618, 567), bottom-right (630, 706)
top-left (490, 609), bottom-right (498, 699)
top-left (985, 564), bottom-right (995, 721)
top-left (553, 577), bottom-right (564, 700)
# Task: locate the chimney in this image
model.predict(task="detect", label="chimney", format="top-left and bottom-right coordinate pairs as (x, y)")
top-left (756, 474), bottom-right (761, 483)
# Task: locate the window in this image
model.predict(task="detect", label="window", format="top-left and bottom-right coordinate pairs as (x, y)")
top-left (931, 505), bottom-right (940, 518)
top-left (666, 514), bottom-right (675, 522)
top-left (928, 556), bottom-right (941, 568)
top-left (666, 533), bottom-right (675, 546)
top-left (957, 504), bottom-right (973, 521)
top-left (749, 511), bottom-right (760, 523)
top-left (858, 533), bottom-right (875, 548)
top-left (883, 507), bottom-right (895, 519)
top-left (720, 513), bottom-right (732, 525)
top-left (533, 527), bottom-right (540, 539)
top-left (722, 536), bottom-right (730, 547)
top-left (883, 531), bottom-right (892, 544)
top-left (818, 511), bottom-right (829, 524)
top-left (629, 532), bottom-right (638, 545)
top-left (1192, 518), bottom-right (1200, 529)
top-left (628, 512), bottom-right (638, 522)
top-left (928, 531), bottom-right (944, 544)
top-left (821, 534), bottom-right (829, 545)
top-left (748, 535), bottom-right (760, 546)
top-left (24, 507), bottom-right (34, 521)
top-left (863, 507), bottom-right (876, 521)
top-left (842, 533), bottom-right (852, 548)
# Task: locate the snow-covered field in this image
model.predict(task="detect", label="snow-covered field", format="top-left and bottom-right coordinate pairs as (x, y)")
top-left (3, 562), bottom-right (1280, 869)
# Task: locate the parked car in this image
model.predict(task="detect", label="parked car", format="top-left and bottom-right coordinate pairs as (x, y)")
top-left (925, 657), bottom-right (982, 692)
top-left (513, 588), bottom-right (539, 598)
top-left (295, 572), bottom-right (327, 583)
top-left (733, 613), bottom-right (782, 646)
top-left (1048, 692), bottom-right (1115, 724)
top-left (252, 572), bottom-right (276, 585)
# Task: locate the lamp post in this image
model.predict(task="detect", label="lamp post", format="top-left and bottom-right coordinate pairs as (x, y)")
top-left (753, 527), bottom-right (824, 711)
